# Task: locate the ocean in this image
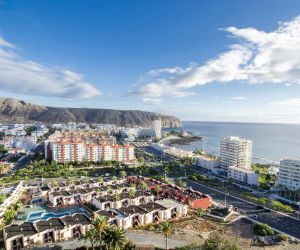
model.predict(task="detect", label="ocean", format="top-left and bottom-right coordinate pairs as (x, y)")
top-left (167, 121), bottom-right (300, 164)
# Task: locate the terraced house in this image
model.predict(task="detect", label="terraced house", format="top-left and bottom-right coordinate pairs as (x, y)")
top-left (128, 176), bottom-right (212, 209)
top-left (4, 214), bottom-right (91, 250)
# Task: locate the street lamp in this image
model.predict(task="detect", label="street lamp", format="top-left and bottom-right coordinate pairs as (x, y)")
top-left (298, 201), bottom-right (300, 220)
top-left (225, 192), bottom-right (229, 208)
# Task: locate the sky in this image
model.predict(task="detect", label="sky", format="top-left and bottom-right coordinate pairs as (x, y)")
top-left (0, 0), bottom-right (300, 124)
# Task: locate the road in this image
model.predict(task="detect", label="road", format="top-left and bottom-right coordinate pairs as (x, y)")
top-left (186, 179), bottom-right (300, 240)
top-left (13, 144), bottom-right (44, 171)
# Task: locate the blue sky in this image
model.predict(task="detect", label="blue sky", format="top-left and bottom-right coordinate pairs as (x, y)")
top-left (0, 0), bottom-right (300, 123)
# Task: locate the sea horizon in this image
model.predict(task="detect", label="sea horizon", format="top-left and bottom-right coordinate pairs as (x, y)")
top-left (167, 121), bottom-right (300, 164)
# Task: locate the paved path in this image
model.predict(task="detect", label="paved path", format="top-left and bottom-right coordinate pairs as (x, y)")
top-left (35, 232), bottom-right (188, 249)
top-left (126, 232), bottom-right (188, 249)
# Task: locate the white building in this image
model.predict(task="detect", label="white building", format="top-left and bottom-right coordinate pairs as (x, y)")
top-left (276, 159), bottom-right (300, 190)
top-left (220, 136), bottom-right (252, 170)
top-left (228, 166), bottom-right (259, 186)
top-left (152, 120), bottom-right (162, 139)
top-left (195, 156), bottom-right (220, 171)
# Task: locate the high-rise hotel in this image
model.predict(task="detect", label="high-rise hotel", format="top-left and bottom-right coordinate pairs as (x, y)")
top-left (221, 136), bottom-right (258, 186)
top-left (45, 131), bottom-right (135, 163)
top-left (220, 136), bottom-right (252, 170)
top-left (276, 159), bottom-right (300, 190)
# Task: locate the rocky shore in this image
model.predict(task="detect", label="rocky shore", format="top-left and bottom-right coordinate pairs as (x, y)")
top-left (162, 131), bottom-right (203, 147)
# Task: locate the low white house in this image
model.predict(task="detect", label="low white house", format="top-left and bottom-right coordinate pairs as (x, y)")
top-left (155, 199), bottom-right (188, 219)
top-left (195, 156), bottom-right (220, 171)
top-left (48, 188), bottom-right (97, 206)
top-left (228, 166), bottom-right (259, 186)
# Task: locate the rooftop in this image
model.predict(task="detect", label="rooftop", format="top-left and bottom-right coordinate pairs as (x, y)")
top-left (155, 199), bottom-right (182, 208)
top-left (35, 218), bottom-right (65, 232)
top-left (118, 205), bottom-right (148, 215)
top-left (4, 222), bottom-right (37, 238)
top-left (138, 202), bottom-right (166, 212)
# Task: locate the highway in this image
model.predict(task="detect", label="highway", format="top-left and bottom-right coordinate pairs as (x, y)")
top-left (186, 179), bottom-right (300, 239)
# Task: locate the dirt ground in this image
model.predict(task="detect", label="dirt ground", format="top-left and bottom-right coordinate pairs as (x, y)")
top-left (129, 215), bottom-right (300, 249)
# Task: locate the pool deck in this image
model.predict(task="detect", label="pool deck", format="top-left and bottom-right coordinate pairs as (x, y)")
top-left (15, 205), bottom-right (89, 223)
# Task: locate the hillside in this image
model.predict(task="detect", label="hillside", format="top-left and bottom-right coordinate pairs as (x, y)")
top-left (0, 98), bottom-right (182, 128)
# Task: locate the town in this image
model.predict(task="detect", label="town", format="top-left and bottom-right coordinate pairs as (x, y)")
top-left (0, 120), bottom-right (299, 250)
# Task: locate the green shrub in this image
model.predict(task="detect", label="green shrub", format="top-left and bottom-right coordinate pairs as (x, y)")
top-left (271, 200), bottom-right (293, 213)
top-left (188, 175), bottom-right (198, 181)
top-left (253, 224), bottom-right (275, 236)
top-left (278, 234), bottom-right (288, 241)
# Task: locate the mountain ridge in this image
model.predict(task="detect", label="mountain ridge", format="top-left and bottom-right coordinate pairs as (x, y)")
top-left (0, 97), bottom-right (182, 128)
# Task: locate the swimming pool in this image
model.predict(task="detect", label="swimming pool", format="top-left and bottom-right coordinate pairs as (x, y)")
top-left (27, 211), bottom-right (71, 222)
top-left (17, 205), bottom-right (89, 222)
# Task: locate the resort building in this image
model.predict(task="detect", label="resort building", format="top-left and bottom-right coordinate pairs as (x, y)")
top-left (220, 136), bottom-right (252, 170)
top-left (195, 155), bottom-right (220, 171)
top-left (91, 191), bottom-right (155, 210)
top-left (4, 214), bottom-right (91, 250)
top-left (227, 166), bottom-right (259, 186)
top-left (276, 159), bottom-right (300, 190)
top-left (4, 176), bottom-right (190, 249)
top-left (94, 199), bottom-right (188, 229)
top-left (44, 131), bottom-right (135, 163)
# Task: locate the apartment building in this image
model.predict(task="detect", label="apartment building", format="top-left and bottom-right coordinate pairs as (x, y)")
top-left (220, 136), bottom-right (252, 170)
top-left (0, 135), bottom-right (37, 153)
top-left (45, 131), bottom-right (135, 163)
top-left (276, 159), bottom-right (300, 190)
top-left (152, 120), bottom-right (162, 139)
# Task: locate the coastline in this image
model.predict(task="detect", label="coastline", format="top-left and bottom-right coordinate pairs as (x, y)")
top-left (163, 136), bottom-right (203, 147)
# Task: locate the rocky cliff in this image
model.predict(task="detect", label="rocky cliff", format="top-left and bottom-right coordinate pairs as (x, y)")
top-left (0, 98), bottom-right (182, 128)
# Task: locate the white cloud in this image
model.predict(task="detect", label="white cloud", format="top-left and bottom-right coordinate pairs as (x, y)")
top-left (270, 98), bottom-right (300, 107)
top-left (130, 15), bottom-right (300, 103)
top-left (0, 36), bottom-right (102, 99)
top-left (232, 96), bottom-right (247, 100)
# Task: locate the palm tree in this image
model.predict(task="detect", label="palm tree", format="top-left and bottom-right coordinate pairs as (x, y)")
top-left (103, 225), bottom-right (126, 250)
top-left (119, 170), bottom-right (127, 179)
top-left (128, 187), bottom-right (136, 199)
top-left (124, 239), bottom-right (136, 250)
top-left (154, 185), bottom-right (162, 197)
top-left (92, 216), bottom-right (109, 249)
top-left (83, 176), bottom-right (89, 184)
top-left (81, 227), bottom-right (98, 250)
top-left (163, 165), bottom-right (169, 180)
top-left (160, 222), bottom-right (172, 250)
top-left (98, 176), bottom-right (104, 186)
top-left (140, 182), bottom-right (148, 195)
top-left (52, 180), bottom-right (58, 187)
top-left (113, 193), bottom-right (121, 202)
